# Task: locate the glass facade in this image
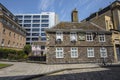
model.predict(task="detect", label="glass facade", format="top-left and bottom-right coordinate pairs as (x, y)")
top-left (16, 12), bottom-right (57, 44)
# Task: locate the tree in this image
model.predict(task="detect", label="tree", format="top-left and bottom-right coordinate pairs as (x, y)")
top-left (23, 45), bottom-right (31, 55)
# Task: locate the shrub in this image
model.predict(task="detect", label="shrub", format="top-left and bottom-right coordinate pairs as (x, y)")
top-left (0, 48), bottom-right (28, 60)
top-left (23, 45), bottom-right (32, 55)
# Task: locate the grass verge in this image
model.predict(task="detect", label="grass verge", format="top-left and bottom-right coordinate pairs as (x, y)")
top-left (0, 63), bottom-right (13, 69)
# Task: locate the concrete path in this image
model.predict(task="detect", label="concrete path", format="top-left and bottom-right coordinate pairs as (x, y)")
top-left (0, 61), bottom-right (99, 76)
top-left (0, 61), bottom-right (99, 80)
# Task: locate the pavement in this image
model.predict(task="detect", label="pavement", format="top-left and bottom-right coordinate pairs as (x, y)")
top-left (0, 61), bottom-right (120, 80)
top-left (0, 61), bottom-right (100, 80)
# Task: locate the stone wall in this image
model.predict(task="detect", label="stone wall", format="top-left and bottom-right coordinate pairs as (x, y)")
top-left (46, 46), bottom-right (114, 64)
top-left (46, 32), bottom-right (114, 64)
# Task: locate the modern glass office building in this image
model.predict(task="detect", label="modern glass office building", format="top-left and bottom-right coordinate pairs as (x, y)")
top-left (16, 12), bottom-right (58, 44)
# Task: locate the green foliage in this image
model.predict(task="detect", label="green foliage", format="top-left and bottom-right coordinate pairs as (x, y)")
top-left (0, 48), bottom-right (28, 61)
top-left (23, 45), bottom-right (32, 55)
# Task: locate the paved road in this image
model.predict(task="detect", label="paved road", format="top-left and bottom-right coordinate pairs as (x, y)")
top-left (32, 67), bottom-right (120, 80)
top-left (0, 61), bottom-right (99, 80)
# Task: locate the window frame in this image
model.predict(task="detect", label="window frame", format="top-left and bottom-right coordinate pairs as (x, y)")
top-left (86, 33), bottom-right (93, 41)
top-left (71, 47), bottom-right (78, 58)
top-left (56, 47), bottom-right (64, 58)
top-left (99, 34), bottom-right (106, 42)
top-left (56, 32), bottom-right (63, 41)
top-left (87, 48), bottom-right (94, 57)
top-left (100, 47), bottom-right (107, 58)
top-left (70, 32), bottom-right (77, 41)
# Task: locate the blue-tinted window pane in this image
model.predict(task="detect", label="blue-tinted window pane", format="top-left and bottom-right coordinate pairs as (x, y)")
top-left (26, 38), bottom-right (30, 41)
top-left (26, 33), bottom-right (31, 36)
top-left (16, 16), bottom-right (23, 19)
top-left (32, 33), bottom-right (39, 36)
top-left (32, 38), bottom-right (38, 41)
top-left (18, 20), bottom-right (22, 23)
top-left (33, 15), bottom-right (40, 18)
top-left (41, 33), bottom-right (46, 36)
top-left (41, 24), bottom-right (49, 27)
top-left (41, 28), bottom-right (44, 31)
top-left (24, 20), bottom-right (31, 23)
top-left (33, 20), bottom-right (40, 23)
top-left (41, 46), bottom-right (45, 49)
top-left (41, 15), bottom-right (49, 18)
top-left (41, 37), bottom-right (46, 41)
top-left (32, 28), bottom-right (39, 31)
top-left (41, 20), bottom-right (49, 23)
top-left (26, 29), bottom-right (30, 31)
top-left (24, 16), bottom-right (31, 18)
top-left (32, 24), bottom-right (40, 27)
top-left (24, 24), bottom-right (31, 27)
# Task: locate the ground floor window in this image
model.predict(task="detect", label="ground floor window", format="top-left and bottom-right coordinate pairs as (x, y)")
top-left (56, 47), bottom-right (64, 58)
top-left (87, 48), bottom-right (94, 57)
top-left (100, 47), bottom-right (107, 57)
top-left (71, 47), bottom-right (78, 58)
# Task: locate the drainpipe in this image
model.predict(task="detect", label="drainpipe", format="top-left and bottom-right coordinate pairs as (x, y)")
top-left (0, 23), bottom-right (3, 47)
top-left (113, 43), bottom-right (118, 62)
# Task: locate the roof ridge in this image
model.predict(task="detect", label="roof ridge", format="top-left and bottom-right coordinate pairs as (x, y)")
top-left (90, 22), bottom-right (106, 31)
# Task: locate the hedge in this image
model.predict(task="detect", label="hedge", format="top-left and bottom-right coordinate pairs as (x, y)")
top-left (0, 48), bottom-right (28, 60)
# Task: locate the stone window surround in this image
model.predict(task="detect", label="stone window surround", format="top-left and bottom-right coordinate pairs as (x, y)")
top-left (56, 32), bottom-right (63, 41)
top-left (71, 47), bottom-right (78, 58)
top-left (87, 48), bottom-right (94, 57)
top-left (70, 32), bottom-right (77, 41)
top-left (99, 34), bottom-right (106, 42)
top-left (86, 32), bottom-right (93, 41)
top-left (56, 47), bottom-right (64, 58)
top-left (100, 47), bottom-right (107, 58)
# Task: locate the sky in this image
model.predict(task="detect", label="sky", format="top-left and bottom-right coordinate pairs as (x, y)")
top-left (0, 0), bottom-right (116, 21)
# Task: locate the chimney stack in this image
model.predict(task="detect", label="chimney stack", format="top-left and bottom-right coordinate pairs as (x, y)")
top-left (71, 8), bottom-right (79, 22)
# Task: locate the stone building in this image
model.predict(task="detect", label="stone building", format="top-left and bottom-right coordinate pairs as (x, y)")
top-left (46, 22), bottom-right (114, 64)
top-left (45, 0), bottom-right (120, 64)
top-left (82, 0), bottom-right (120, 62)
top-left (0, 3), bottom-right (26, 50)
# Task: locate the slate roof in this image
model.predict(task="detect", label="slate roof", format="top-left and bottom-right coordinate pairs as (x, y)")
top-left (46, 21), bottom-right (110, 33)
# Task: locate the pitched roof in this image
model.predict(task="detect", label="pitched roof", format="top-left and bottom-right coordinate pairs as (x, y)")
top-left (46, 21), bottom-right (107, 32)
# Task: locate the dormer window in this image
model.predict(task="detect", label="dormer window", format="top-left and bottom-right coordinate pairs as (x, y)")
top-left (56, 32), bottom-right (63, 42)
top-left (86, 33), bottom-right (93, 41)
top-left (70, 32), bottom-right (77, 42)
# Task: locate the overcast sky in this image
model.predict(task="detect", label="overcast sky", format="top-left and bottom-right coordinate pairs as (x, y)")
top-left (0, 0), bottom-right (116, 21)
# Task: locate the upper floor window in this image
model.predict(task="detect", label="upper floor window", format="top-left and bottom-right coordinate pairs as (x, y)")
top-left (41, 37), bottom-right (46, 41)
top-left (1, 39), bottom-right (4, 46)
top-left (24, 24), bottom-right (31, 27)
top-left (100, 47), bottom-right (107, 57)
top-left (87, 48), bottom-right (94, 57)
top-left (33, 20), bottom-right (40, 23)
top-left (9, 32), bottom-right (11, 36)
top-left (56, 32), bottom-right (63, 41)
top-left (41, 24), bottom-right (49, 27)
top-left (33, 15), bottom-right (40, 19)
top-left (32, 28), bottom-right (40, 32)
top-left (56, 47), bottom-right (64, 58)
top-left (41, 46), bottom-right (45, 49)
top-left (3, 29), bottom-right (6, 34)
top-left (70, 32), bottom-right (77, 42)
top-left (8, 40), bottom-right (10, 45)
top-left (86, 33), bottom-right (93, 41)
top-left (41, 15), bottom-right (49, 18)
top-left (41, 20), bottom-right (49, 23)
top-left (99, 34), bottom-right (105, 42)
top-left (32, 24), bottom-right (40, 27)
top-left (24, 20), bottom-right (31, 23)
top-left (71, 47), bottom-right (78, 58)
top-left (24, 16), bottom-right (31, 19)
